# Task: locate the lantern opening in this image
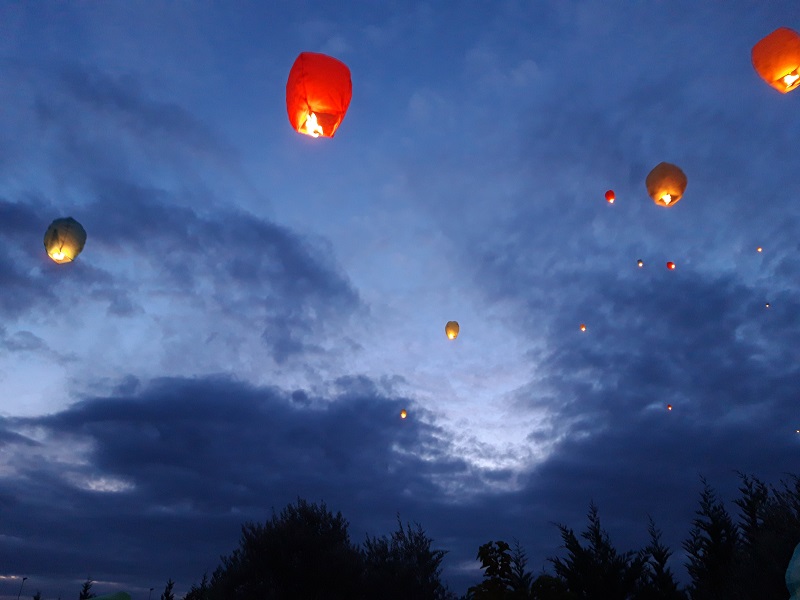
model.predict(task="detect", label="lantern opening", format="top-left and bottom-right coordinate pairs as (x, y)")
top-left (661, 194), bottom-right (672, 205)
top-left (784, 72), bottom-right (800, 88)
top-left (301, 111), bottom-right (339, 138)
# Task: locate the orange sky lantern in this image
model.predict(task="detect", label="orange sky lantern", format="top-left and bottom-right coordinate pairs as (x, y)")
top-left (400, 409), bottom-right (408, 419)
top-left (666, 261), bottom-right (676, 270)
top-left (646, 162), bottom-right (687, 207)
top-left (667, 404), bottom-right (673, 411)
top-left (637, 259), bottom-right (644, 268)
top-left (44, 217), bottom-right (87, 263)
top-left (579, 324), bottom-right (587, 332)
top-left (605, 190), bottom-right (615, 204)
top-left (752, 28), bottom-right (800, 94)
top-left (445, 321), bottom-right (459, 340)
top-left (286, 52), bottom-right (352, 138)
top-left (757, 246), bottom-right (763, 253)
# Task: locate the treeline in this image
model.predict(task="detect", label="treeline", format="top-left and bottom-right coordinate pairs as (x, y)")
top-left (176, 473), bottom-right (799, 599)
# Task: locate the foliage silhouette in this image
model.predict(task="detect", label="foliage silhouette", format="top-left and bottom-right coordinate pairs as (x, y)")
top-left (160, 579), bottom-right (175, 600)
top-left (362, 515), bottom-right (456, 599)
top-left (78, 578), bottom-right (96, 599)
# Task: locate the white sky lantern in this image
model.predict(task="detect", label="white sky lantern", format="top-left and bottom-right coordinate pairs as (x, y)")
top-left (44, 217), bottom-right (87, 264)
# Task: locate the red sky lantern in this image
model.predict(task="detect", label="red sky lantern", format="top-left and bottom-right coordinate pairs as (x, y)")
top-left (667, 404), bottom-right (673, 411)
top-left (751, 28), bottom-right (800, 94)
top-left (579, 323), bottom-right (587, 332)
top-left (605, 190), bottom-right (615, 204)
top-left (666, 261), bottom-right (676, 270)
top-left (286, 52), bottom-right (352, 138)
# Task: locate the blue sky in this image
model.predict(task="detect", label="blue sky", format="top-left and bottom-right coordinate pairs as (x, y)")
top-left (1, 1), bottom-right (798, 597)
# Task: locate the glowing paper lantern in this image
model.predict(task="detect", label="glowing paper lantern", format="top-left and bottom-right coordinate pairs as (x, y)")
top-left (44, 217), bottom-right (87, 263)
top-left (445, 321), bottom-right (459, 340)
top-left (605, 190), bottom-right (615, 204)
top-left (579, 324), bottom-right (587, 332)
top-left (666, 261), bottom-right (676, 270)
top-left (286, 52), bottom-right (352, 138)
top-left (766, 302), bottom-right (771, 308)
top-left (400, 409), bottom-right (407, 419)
top-left (752, 28), bottom-right (800, 94)
top-left (667, 404), bottom-right (673, 411)
top-left (646, 162), bottom-right (687, 207)
top-left (637, 259), bottom-right (644, 268)
top-left (757, 246), bottom-right (763, 253)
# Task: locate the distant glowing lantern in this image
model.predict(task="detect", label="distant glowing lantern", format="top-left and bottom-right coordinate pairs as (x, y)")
top-left (286, 52), bottom-right (352, 138)
top-left (751, 28), bottom-right (800, 94)
top-left (579, 324), bottom-right (587, 332)
top-left (445, 321), bottom-right (460, 340)
top-left (605, 190), bottom-right (615, 204)
top-left (646, 162), bottom-right (687, 207)
top-left (666, 261), bottom-right (676, 270)
top-left (400, 409), bottom-right (407, 419)
top-left (667, 404), bottom-right (673, 411)
top-left (44, 217), bottom-right (87, 263)
top-left (766, 302), bottom-right (771, 308)
top-left (637, 259), bottom-right (644, 268)
top-left (757, 246), bottom-right (763, 253)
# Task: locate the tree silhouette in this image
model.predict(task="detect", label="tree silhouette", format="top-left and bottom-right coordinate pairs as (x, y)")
top-left (551, 502), bottom-right (645, 599)
top-left (362, 516), bottom-right (455, 599)
top-left (682, 479), bottom-right (739, 599)
top-left (208, 498), bottom-right (362, 599)
top-left (160, 579), bottom-right (176, 600)
top-left (78, 578), bottom-right (96, 599)
top-left (32, 592), bottom-right (42, 600)
top-left (182, 573), bottom-right (209, 600)
top-left (466, 540), bottom-right (516, 599)
top-left (635, 517), bottom-right (685, 599)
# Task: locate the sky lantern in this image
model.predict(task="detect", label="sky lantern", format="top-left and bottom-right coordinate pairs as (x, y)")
top-left (579, 323), bottom-right (587, 332)
top-left (605, 190), bottom-right (615, 204)
top-left (44, 217), bottom-right (87, 263)
top-left (445, 321), bottom-right (459, 340)
top-left (667, 404), bottom-right (673, 411)
top-left (286, 52), bottom-right (352, 138)
top-left (646, 162), bottom-right (687, 207)
top-left (400, 409), bottom-right (407, 419)
top-left (765, 302), bottom-right (771, 308)
top-left (666, 261), bottom-right (676, 270)
top-left (757, 246), bottom-right (763, 253)
top-left (751, 28), bottom-right (800, 94)
top-left (637, 259), bottom-right (644, 268)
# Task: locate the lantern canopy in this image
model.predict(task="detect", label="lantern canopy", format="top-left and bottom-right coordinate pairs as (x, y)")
top-left (752, 28), bottom-right (800, 94)
top-left (286, 52), bottom-right (352, 138)
top-left (605, 190), bottom-right (615, 204)
top-left (445, 321), bottom-right (459, 340)
top-left (646, 162), bottom-right (687, 207)
top-left (44, 217), bottom-right (87, 263)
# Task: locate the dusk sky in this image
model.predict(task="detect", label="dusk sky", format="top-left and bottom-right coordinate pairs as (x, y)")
top-left (1, 2), bottom-right (799, 598)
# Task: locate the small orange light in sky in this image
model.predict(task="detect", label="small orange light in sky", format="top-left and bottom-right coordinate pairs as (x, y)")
top-left (637, 259), bottom-right (644, 267)
top-left (400, 409), bottom-right (407, 419)
top-left (605, 190), bottom-right (615, 204)
top-left (757, 246), bottom-right (763, 252)
top-left (579, 324), bottom-right (587, 332)
top-left (667, 261), bottom-right (676, 270)
top-left (667, 404), bottom-right (673, 411)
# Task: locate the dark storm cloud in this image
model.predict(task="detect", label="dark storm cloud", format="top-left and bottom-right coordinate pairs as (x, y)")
top-left (0, 375), bottom-right (486, 596)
